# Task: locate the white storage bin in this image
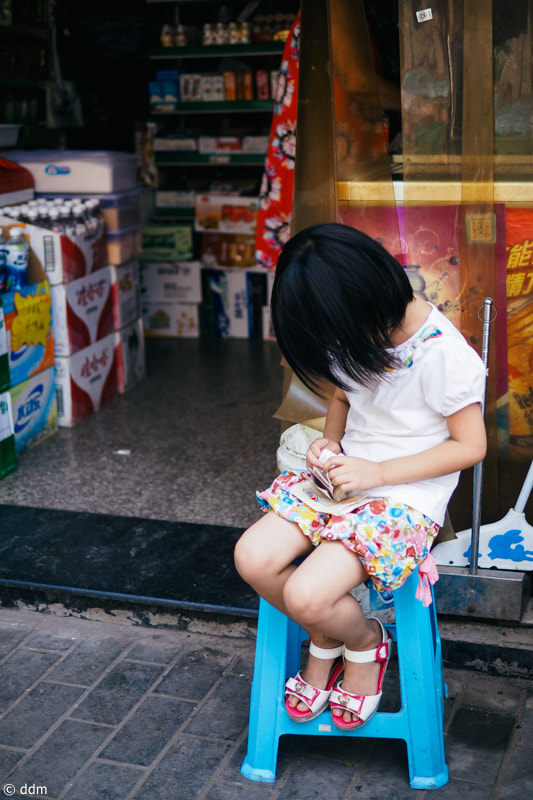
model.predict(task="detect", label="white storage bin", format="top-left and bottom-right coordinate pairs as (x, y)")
top-left (4, 150), bottom-right (138, 194)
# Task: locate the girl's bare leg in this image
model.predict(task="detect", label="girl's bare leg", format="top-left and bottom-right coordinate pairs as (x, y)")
top-left (234, 513), bottom-right (343, 707)
top-left (282, 540), bottom-right (384, 722)
top-left (234, 511), bottom-right (313, 615)
top-left (235, 515), bottom-right (383, 722)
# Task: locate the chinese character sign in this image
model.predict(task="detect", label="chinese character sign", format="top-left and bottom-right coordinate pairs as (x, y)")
top-left (505, 208), bottom-right (533, 449)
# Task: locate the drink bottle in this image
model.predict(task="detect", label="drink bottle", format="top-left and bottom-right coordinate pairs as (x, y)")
top-left (4, 227), bottom-right (29, 292)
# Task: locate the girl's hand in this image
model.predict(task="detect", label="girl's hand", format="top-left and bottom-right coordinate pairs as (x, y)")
top-left (326, 455), bottom-right (382, 493)
top-left (306, 438), bottom-right (342, 469)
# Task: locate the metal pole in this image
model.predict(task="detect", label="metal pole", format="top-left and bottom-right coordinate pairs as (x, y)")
top-left (470, 297), bottom-right (493, 575)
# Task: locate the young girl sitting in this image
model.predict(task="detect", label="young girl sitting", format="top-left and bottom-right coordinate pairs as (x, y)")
top-left (234, 223), bottom-right (487, 731)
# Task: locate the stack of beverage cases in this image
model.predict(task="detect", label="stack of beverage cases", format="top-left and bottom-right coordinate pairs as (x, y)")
top-left (0, 151), bottom-right (146, 485)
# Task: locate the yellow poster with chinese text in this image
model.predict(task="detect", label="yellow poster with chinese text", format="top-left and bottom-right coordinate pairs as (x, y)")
top-left (505, 208), bottom-right (533, 450)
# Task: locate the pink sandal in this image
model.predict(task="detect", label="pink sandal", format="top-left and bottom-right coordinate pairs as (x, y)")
top-left (330, 618), bottom-right (393, 731)
top-left (285, 642), bottom-right (344, 722)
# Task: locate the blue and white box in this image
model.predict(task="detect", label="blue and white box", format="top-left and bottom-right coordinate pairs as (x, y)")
top-left (10, 366), bottom-right (57, 452)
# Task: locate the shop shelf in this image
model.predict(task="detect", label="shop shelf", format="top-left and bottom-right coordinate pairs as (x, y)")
top-left (154, 152), bottom-right (266, 165)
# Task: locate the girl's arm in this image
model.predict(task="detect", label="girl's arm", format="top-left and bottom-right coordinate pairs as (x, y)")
top-left (324, 402), bottom-right (487, 492)
top-left (306, 387), bottom-right (350, 468)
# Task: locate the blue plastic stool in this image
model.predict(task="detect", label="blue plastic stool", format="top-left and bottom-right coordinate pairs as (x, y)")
top-left (241, 568), bottom-right (449, 789)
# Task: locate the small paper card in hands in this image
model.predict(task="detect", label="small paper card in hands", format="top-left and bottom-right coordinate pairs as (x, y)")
top-left (288, 479), bottom-right (367, 514)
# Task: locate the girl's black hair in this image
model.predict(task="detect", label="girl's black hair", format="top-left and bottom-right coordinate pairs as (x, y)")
top-left (271, 222), bottom-right (414, 393)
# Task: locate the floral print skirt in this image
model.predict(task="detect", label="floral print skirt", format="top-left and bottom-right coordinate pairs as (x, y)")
top-left (257, 471), bottom-right (440, 599)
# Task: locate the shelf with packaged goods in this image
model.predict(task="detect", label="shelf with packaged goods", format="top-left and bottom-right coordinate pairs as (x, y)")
top-left (151, 207), bottom-right (195, 220)
top-left (150, 42), bottom-right (285, 59)
top-left (151, 100), bottom-right (273, 114)
top-left (155, 152), bottom-right (266, 165)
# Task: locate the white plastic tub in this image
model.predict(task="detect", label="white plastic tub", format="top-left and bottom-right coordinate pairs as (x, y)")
top-left (4, 150), bottom-right (138, 194)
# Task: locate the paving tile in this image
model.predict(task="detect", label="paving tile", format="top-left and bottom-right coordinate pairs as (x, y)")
top-left (24, 632), bottom-right (78, 652)
top-left (0, 683), bottom-right (85, 749)
top-left (0, 747), bottom-right (25, 782)
top-left (100, 695), bottom-right (195, 766)
top-left (0, 649), bottom-right (60, 710)
top-left (184, 674), bottom-right (251, 741)
top-left (220, 735), bottom-right (304, 786)
top-left (497, 746), bottom-right (533, 797)
top-left (72, 662), bottom-right (164, 725)
top-left (460, 674), bottom-right (524, 713)
top-left (345, 739), bottom-right (414, 800)
top-left (205, 780), bottom-right (276, 799)
top-left (229, 649), bottom-right (255, 678)
top-left (130, 737), bottom-right (232, 800)
top-left (153, 644), bottom-right (234, 701)
top-left (8, 719), bottom-right (111, 797)
top-left (0, 628), bottom-right (28, 658)
top-left (445, 708), bottom-right (515, 783)
top-left (45, 637), bottom-right (132, 686)
top-left (291, 731), bottom-right (371, 765)
top-left (422, 779), bottom-right (492, 799)
top-left (62, 761), bottom-right (143, 800)
top-left (277, 754), bottom-right (356, 800)
top-left (514, 698), bottom-right (533, 748)
top-left (126, 635), bottom-right (185, 665)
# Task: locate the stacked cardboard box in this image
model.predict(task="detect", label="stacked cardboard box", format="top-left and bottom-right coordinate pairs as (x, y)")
top-left (140, 261), bottom-right (202, 337)
top-left (194, 192), bottom-right (274, 339)
top-left (140, 219), bottom-right (198, 337)
top-left (2, 152), bottom-right (146, 425)
top-left (0, 310), bottom-right (16, 479)
top-left (0, 219), bottom-right (58, 456)
top-left (51, 260), bottom-right (145, 426)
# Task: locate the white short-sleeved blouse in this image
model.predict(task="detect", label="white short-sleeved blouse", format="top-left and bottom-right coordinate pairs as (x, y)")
top-left (340, 304), bottom-right (487, 525)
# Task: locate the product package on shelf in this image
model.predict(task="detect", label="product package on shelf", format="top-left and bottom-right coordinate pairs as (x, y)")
top-left (117, 317), bottom-right (146, 393)
top-left (198, 136), bottom-right (241, 154)
top-left (1, 280), bottom-right (54, 386)
top-left (242, 135), bottom-right (269, 153)
top-left (107, 225), bottom-right (143, 266)
top-left (54, 332), bottom-right (119, 427)
top-left (112, 261), bottom-right (141, 330)
top-left (141, 223), bottom-right (193, 262)
top-left (10, 366), bottom-right (57, 452)
top-left (153, 137), bottom-right (197, 153)
top-left (201, 267), bottom-right (267, 339)
top-left (200, 232), bottom-right (256, 268)
top-left (0, 215), bottom-right (107, 286)
top-left (139, 261), bottom-right (202, 304)
top-left (141, 300), bottom-right (199, 338)
top-left (0, 390), bottom-right (16, 479)
top-left (195, 194), bottom-right (259, 235)
top-left (0, 223), bottom-right (55, 386)
top-left (37, 186), bottom-right (143, 232)
top-left (155, 190), bottom-right (196, 209)
top-left (150, 74), bottom-right (180, 112)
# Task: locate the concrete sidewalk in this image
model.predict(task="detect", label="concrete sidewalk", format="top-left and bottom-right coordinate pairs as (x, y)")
top-left (0, 606), bottom-right (531, 800)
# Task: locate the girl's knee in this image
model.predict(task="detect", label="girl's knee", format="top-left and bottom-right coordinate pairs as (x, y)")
top-left (283, 575), bottom-right (327, 626)
top-left (234, 528), bottom-right (271, 584)
top-left (234, 533), bottom-right (256, 582)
